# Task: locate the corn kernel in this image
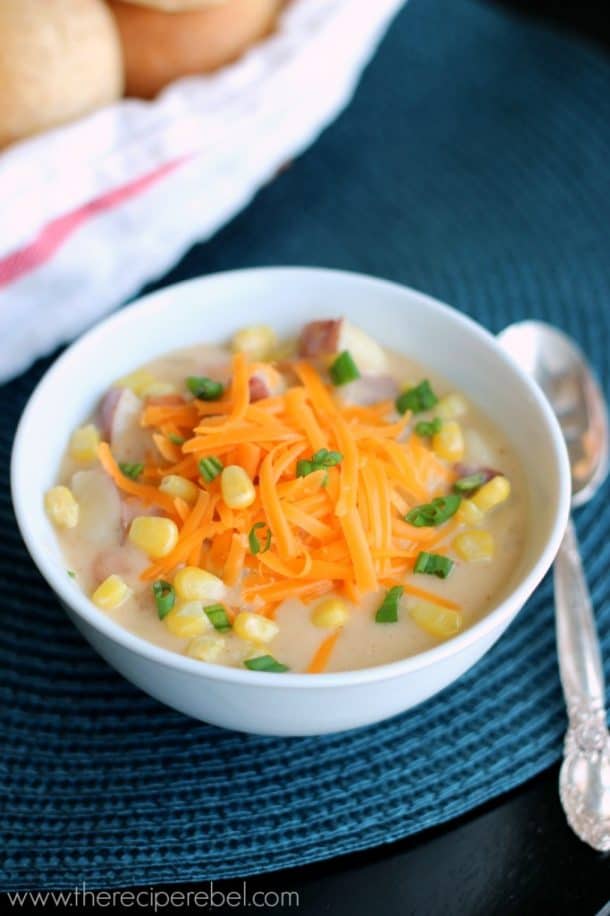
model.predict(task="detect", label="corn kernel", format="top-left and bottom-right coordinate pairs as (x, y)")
top-left (113, 369), bottom-right (156, 396)
top-left (436, 393), bottom-right (468, 419)
top-left (410, 601), bottom-right (462, 639)
top-left (141, 381), bottom-right (177, 398)
top-left (92, 574), bottom-right (132, 610)
top-left (472, 475), bottom-right (511, 513)
top-left (44, 485), bottom-right (79, 528)
top-left (232, 325), bottom-right (277, 361)
top-left (311, 597), bottom-right (350, 629)
top-left (186, 634), bottom-right (226, 662)
top-left (432, 421), bottom-right (464, 462)
top-left (233, 611), bottom-right (279, 644)
top-left (173, 566), bottom-right (226, 602)
top-left (69, 424), bottom-right (100, 463)
top-left (159, 475), bottom-right (199, 505)
top-left (456, 498), bottom-right (484, 527)
top-left (164, 601), bottom-right (211, 638)
top-left (453, 528), bottom-right (495, 562)
top-left (128, 516), bottom-right (179, 558)
top-left (221, 465), bottom-right (256, 509)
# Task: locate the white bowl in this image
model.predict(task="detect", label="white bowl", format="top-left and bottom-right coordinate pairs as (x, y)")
top-left (11, 268), bottom-right (571, 736)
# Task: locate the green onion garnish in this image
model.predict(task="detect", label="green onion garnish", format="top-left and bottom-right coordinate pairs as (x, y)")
top-left (119, 462), bottom-right (144, 480)
top-left (168, 434), bottom-right (185, 446)
top-left (414, 552), bottom-right (454, 579)
top-left (67, 570), bottom-right (76, 579)
top-left (296, 448), bottom-right (343, 478)
top-left (453, 472), bottom-right (487, 494)
top-left (249, 522), bottom-right (272, 555)
top-left (405, 493), bottom-right (461, 527)
top-left (199, 456), bottom-right (223, 483)
top-left (415, 417), bottom-right (442, 438)
top-left (296, 461), bottom-right (310, 478)
top-left (152, 580), bottom-right (175, 619)
top-left (329, 351), bottom-right (360, 386)
top-left (186, 376), bottom-right (224, 401)
top-left (396, 380), bottom-right (438, 415)
top-left (245, 655), bottom-right (290, 673)
top-left (375, 586), bottom-right (404, 624)
top-left (205, 604), bottom-right (232, 632)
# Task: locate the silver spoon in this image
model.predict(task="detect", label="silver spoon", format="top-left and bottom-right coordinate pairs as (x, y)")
top-left (499, 320), bottom-right (610, 851)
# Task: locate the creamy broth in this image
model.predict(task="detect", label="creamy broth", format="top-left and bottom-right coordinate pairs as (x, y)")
top-left (49, 321), bottom-right (527, 674)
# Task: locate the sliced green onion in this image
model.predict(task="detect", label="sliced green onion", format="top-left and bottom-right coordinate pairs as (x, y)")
top-left (186, 376), bottom-right (224, 401)
top-left (375, 586), bottom-right (404, 624)
top-left (205, 604), bottom-right (232, 632)
top-left (199, 456), bottom-right (223, 483)
top-left (249, 522), bottom-right (272, 555)
top-left (453, 472), bottom-right (487, 493)
top-left (296, 448), bottom-right (343, 478)
top-left (414, 552), bottom-right (454, 579)
top-left (245, 654), bottom-right (290, 673)
top-left (415, 417), bottom-right (442, 438)
top-left (296, 460), bottom-right (313, 478)
top-left (119, 462), bottom-right (144, 480)
top-left (168, 434), bottom-right (185, 446)
top-left (314, 448), bottom-right (342, 467)
top-left (153, 580), bottom-right (175, 619)
top-left (329, 351), bottom-right (360, 386)
top-left (405, 493), bottom-right (461, 527)
top-left (396, 380), bottom-right (438, 415)
top-left (67, 569), bottom-right (76, 579)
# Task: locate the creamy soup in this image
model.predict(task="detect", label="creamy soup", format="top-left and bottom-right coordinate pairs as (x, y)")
top-left (45, 319), bottom-right (527, 674)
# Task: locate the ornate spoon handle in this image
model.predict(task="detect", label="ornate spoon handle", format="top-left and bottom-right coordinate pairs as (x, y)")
top-left (554, 517), bottom-right (610, 851)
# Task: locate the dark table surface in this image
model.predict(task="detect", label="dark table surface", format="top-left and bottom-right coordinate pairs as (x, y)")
top-left (130, 3), bottom-right (610, 913)
top-left (175, 765), bottom-right (609, 915)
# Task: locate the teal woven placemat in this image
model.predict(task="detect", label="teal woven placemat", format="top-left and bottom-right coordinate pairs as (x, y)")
top-left (3, 0), bottom-right (610, 891)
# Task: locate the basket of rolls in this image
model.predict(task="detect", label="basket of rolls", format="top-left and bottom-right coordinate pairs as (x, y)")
top-left (1, 0), bottom-right (286, 145)
top-left (0, 0), bottom-right (405, 381)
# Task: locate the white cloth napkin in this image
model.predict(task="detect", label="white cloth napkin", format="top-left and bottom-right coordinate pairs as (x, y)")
top-left (0, 0), bottom-right (406, 383)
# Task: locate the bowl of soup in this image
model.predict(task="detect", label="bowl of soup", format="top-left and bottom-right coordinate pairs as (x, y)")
top-left (11, 268), bottom-right (571, 735)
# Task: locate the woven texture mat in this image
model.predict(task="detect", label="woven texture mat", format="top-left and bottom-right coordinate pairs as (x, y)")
top-left (3, 0), bottom-right (610, 891)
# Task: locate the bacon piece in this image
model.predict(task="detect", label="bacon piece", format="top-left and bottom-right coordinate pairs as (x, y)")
top-left (249, 375), bottom-right (271, 402)
top-left (298, 319), bottom-right (342, 357)
top-left (453, 464), bottom-right (500, 485)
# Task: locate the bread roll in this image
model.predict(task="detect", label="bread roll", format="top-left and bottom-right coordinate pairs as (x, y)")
top-left (118, 0), bottom-right (227, 9)
top-left (0, 0), bottom-right (123, 149)
top-left (108, 0), bottom-right (282, 99)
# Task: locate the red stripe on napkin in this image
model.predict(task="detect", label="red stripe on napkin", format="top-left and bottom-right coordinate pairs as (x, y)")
top-left (0, 158), bottom-right (186, 288)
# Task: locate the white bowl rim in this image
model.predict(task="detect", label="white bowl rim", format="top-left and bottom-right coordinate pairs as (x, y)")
top-left (11, 266), bottom-right (572, 690)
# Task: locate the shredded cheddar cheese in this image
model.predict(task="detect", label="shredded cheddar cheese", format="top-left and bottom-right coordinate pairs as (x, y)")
top-left (98, 352), bottom-right (459, 622)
